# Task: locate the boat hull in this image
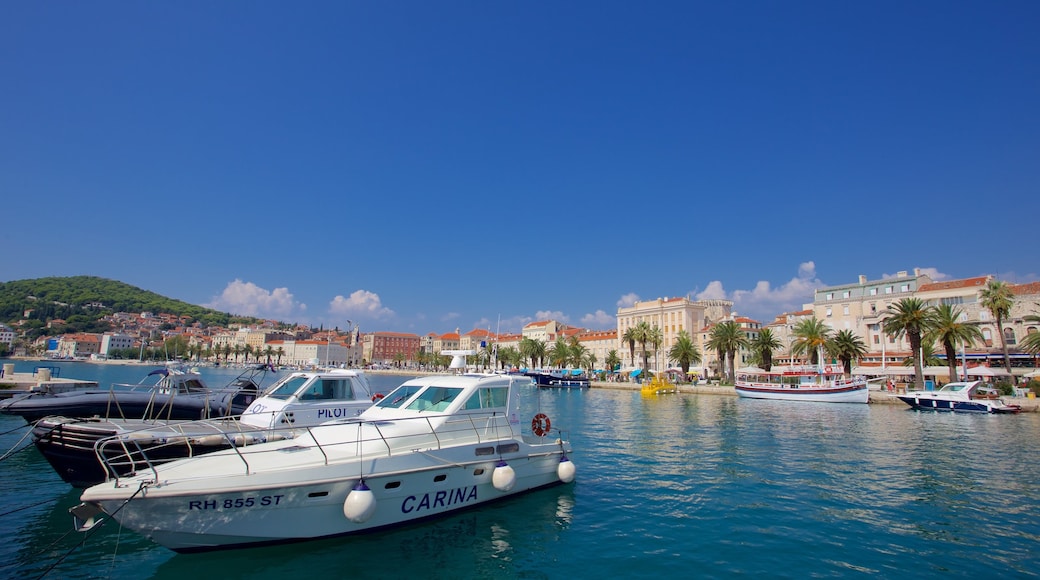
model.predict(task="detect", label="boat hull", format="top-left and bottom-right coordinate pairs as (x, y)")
top-left (81, 443), bottom-right (569, 552)
top-left (523, 372), bottom-right (589, 389)
top-left (734, 383), bottom-right (869, 404)
top-left (894, 394), bottom-right (1021, 414)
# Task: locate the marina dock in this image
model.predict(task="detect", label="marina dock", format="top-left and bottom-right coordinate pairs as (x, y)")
top-left (0, 364), bottom-right (99, 399)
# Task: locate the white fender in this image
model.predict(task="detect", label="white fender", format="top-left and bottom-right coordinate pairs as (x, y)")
top-left (492, 461), bottom-right (516, 492)
top-left (343, 480), bottom-right (377, 523)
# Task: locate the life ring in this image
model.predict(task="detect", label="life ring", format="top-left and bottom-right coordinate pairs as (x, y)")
top-left (531, 413), bottom-right (551, 437)
top-left (824, 366), bottom-right (833, 373)
top-left (371, 393), bottom-right (385, 402)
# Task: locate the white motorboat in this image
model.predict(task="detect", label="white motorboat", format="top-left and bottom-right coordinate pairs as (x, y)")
top-left (893, 380), bottom-right (1022, 413)
top-left (34, 368), bottom-right (378, 487)
top-left (735, 366), bottom-right (869, 404)
top-left (73, 373), bottom-right (576, 552)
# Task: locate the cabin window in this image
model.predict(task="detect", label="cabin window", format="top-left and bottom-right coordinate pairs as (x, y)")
top-left (406, 387), bottom-right (463, 411)
top-left (463, 387), bottom-right (509, 410)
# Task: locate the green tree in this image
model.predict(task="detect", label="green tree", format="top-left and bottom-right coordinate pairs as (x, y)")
top-left (647, 326), bottom-right (663, 372)
top-left (706, 321), bottom-right (747, 384)
top-left (979, 279), bottom-right (1015, 374)
top-left (519, 337), bottom-right (546, 368)
top-left (667, 330), bottom-right (702, 380)
top-left (882, 297), bottom-right (937, 391)
top-left (605, 349), bottom-right (621, 373)
top-left (622, 327), bottom-right (638, 368)
top-left (924, 304), bottom-right (984, 383)
top-left (1020, 314), bottom-right (1040, 355)
top-left (827, 329), bottom-right (868, 378)
top-left (634, 321), bottom-right (653, 371)
top-left (750, 328), bottom-right (782, 372)
top-left (791, 317), bottom-right (832, 366)
top-left (548, 337), bottom-right (571, 368)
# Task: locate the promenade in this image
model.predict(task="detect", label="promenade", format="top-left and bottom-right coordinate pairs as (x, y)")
top-left (364, 369), bottom-right (1040, 412)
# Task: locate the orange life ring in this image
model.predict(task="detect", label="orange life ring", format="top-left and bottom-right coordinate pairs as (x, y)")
top-left (371, 393), bottom-right (385, 402)
top-left (825, 366), bottom-right (833, 373)
top-left (531, 413), bottom-right (551, 437)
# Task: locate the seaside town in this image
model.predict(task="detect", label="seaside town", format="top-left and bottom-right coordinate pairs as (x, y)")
top-left (2, 269), bottom-right (1038, 395)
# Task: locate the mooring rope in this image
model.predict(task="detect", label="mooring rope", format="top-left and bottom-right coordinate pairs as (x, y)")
top-left (35, 482), bottom-right (150, 580)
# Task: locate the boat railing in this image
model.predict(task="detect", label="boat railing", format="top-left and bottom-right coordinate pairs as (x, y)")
top-left (100, 411), bottom-right (521, 483)
top-left (95, 412), bottom-right (291, 484)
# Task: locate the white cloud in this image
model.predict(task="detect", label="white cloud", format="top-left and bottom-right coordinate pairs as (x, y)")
top-left (696, 281), bottom-right (728, 300)
top-left (581, 309), bottom-right (616, 329)
top-left (328, 290), bottom-right (395, 320)
top-left (535, 310), bottom-right (569, 324)
top-left (205, 280), bottom-right (305, 318)
top-left (696, 261), bottom-right (825, 322)
top-left (616, 293), bottom-right (640, 308)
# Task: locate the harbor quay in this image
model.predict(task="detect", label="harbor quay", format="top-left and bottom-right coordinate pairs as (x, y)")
top-left (362, 369), bottom-right (1040, 412)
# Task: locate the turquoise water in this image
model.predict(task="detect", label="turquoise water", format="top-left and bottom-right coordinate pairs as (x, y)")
top-left (1, 360), bottom-right (1039, 579)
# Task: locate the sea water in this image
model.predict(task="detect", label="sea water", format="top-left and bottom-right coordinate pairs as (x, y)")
top-left (1, 360), bottom-right (1038, 579)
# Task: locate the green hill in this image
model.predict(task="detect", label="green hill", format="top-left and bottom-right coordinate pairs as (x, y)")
top-left (0, 276), bottom-right (256, 337)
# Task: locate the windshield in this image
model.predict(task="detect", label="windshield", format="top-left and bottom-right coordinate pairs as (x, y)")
top-left (376, 385), bottom-right (424, 409)
top-left (405, 387), bottom-right (463, 412)
top-left (265, 376), bottom-right (310, 400)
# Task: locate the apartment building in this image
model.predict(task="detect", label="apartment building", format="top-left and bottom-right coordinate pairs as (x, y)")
top-left (617, 296), bottom-right (724, 373)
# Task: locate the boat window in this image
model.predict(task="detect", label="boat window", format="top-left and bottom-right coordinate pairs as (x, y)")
top-left (180, 379), bottom-right (208, 394)
top-left (406, 387), bottom-right (464, 412)
top-left (267, 376), bottom-right (310, 400)
top-left (322, 379), bottom-right (355, 400)
top-left (462, 387), bottom-right (508, 410)
top-left (376, 385), bottom-right (424, 409)
top-left (300, 381), bottom-right (335, 400)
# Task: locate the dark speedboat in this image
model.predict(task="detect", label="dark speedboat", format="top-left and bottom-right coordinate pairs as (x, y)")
top-left (0, 364), bottom-right (265, 424)
top-left (523, 370), bottom-right (590, 388)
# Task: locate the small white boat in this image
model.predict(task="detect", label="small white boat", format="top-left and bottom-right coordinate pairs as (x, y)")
top-left (893, 380), bottom-right (1022, 414)
top-left (73, 373), bottom-right (576, 552)
top-left (34, 368), bottom-right (378, 487)
top-left (735, 366), bottom-right (869, 404)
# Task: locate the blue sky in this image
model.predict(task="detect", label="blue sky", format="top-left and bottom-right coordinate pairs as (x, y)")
top-left (2, 2), bottom-right (1038, 335)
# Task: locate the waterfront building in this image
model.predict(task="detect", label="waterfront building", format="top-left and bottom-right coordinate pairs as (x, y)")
top-left (578, 329), bottom-right (618, 372)
top-left (56, 333), bottom-right (101, 358)
top-left (617, 296), bottom-right (722, 374)
top-left (0, 324), bottom-right (14, 349)
top-left (363, 331), bottom-right (421, 366)
top-left (812, 269), bottom-right (934, 361)
top-left (99, 333), bottom-right (135, 357)
top-left (268, 339), bottom-right (349, 368)
top-left (522, 320), bottom-right (561, 344)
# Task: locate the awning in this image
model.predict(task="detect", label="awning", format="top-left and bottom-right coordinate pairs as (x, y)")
top-left (630, 369), bottom-right (642, 376)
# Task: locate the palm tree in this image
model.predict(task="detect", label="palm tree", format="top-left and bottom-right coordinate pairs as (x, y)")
top-left (791, 317), bottom-right (832, 366)
top-left (882, 297), bottom-right (937, 391)
top-left (750, 328), bottom-right (783, 372)
top-left (548, 337), bottom-right (570, 369)
top-left (647, 325), bottom-right (663, 372)
top-left (979, 279), bottom-right (1015, 374)
top-left (605, 349), bottom-right (622, 373)
top-left (667, 330), bottom-right (702, 381)
top-left (275, 347), bottom-right (285, 366)
top-left (634, 321), bottom-right (652, 371)
top-left (519, 337), bottom-right (546, 369)
top-left (706, 321), bottom-right (747, 384)
top-left (827, 329), bottom-right (868, 378)
top-left (925, 304), bottom-right (984, 383)
top-left (622, 327), bottom-right (638, 368)
top-left (1021, 314), bottom-right (1040, 355)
